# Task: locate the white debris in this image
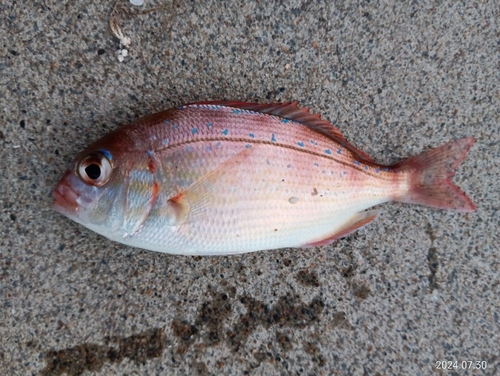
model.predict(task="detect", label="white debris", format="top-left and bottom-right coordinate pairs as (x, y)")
top-left (431, 288), bottom-right (440, 302)
top-left (129, 0), bottom-right (144, 5)
top-left (110, 17), bottom-right (131, 47)
top-left (116, 49), bottom-right (128, 62)
top-left (109, 0), bottom-right (133, 53)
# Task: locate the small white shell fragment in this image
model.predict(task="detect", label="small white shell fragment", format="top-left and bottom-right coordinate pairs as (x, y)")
top-left (129, 0), bottom-right (144, 5)
top-left (116, 49), bottom-right (128, 62)
top-left (288, 197), bottom-right (299, 204)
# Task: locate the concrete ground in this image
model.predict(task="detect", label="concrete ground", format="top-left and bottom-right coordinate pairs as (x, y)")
top-left (1, 0), bottom-right (499, 375)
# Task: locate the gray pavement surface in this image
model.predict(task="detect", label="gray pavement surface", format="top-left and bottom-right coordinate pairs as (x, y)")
top-left (1, 0), bottom-right (499, 375)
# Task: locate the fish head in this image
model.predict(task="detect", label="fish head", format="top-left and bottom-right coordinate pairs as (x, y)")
top-left (52, 126), bottom-right (156, 239)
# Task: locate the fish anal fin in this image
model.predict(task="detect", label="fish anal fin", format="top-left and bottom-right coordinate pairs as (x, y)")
top-left (186, 100), bottom-right (374, 163)
top-left (303, 210), bottom-right (380, 247)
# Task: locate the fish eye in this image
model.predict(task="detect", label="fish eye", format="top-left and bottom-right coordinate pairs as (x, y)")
top-left (85, 164), bottom-right (101, 179)
top-left (77, 152), bottom-right (112, 186)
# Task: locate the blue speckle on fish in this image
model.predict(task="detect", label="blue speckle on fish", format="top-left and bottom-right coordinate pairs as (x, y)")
top-left (298, 141), bottom-right (304, 147)
top-left (325, 149), bottom-right (332, 155)
top-left (222, 129), bottom-right (229, 135)
top-left (206, 122), bottom-right (212, 128)
top-left (353, 160), bottom-right (361, 166)
top-left (245, 144), bottom-right (251, 148)
top-left (207, 104), bottom-right (223, 110)
top-left (271, 133), bottom-right (276, 142)
top-left (99, 149), bottom-right (113, 160)
top-left (191, 128), bottom-right (198, 134)
top-left (337, 148), bottom-right (342, 154)
top-left (249, 133), bottom-right (255, 138)
top-left (162, 139), bottom-right (169, 146)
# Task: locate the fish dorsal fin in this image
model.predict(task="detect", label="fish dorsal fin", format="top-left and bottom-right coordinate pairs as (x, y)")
top-left (187, 100), bottom-right (374, 163)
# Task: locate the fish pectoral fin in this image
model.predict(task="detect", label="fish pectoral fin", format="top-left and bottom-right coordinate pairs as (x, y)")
top-left (302, 210), bottom-right (380, 247)
top-left (176, 147), bottom-right (256, 223)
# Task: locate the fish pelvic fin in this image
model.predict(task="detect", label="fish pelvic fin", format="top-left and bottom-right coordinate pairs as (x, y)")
top-left (392, 137), bottom-right (476, 212)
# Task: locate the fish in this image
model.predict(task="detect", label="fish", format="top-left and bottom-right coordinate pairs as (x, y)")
top-left (52, 101), bottom-right (476, 255)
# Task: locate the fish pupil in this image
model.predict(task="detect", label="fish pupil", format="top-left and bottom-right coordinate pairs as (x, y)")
top-left (85, 164), bottom-right (101, 179)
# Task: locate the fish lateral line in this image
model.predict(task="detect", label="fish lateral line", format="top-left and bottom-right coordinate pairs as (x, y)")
top-left (150, 136), bottom-right (393, 179)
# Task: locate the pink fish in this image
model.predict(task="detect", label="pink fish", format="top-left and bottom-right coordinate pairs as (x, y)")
top-left (53, 101), bottom-right (476, 255)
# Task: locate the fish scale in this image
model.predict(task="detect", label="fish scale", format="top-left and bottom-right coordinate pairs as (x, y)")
top-left (53, 101), bottom-right (476, 255)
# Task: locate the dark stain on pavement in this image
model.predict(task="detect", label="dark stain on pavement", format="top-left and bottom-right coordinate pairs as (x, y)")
top-left (352, 282), bottom-right (371, 300)
top-left (172, 285), bottom-right (235, 354)
top-left (303, 341), bottom-right (327, 366)
top-left (425, 223), bottom-right (439, 291)
top-left (171, 285), bottom-right (325, 367)
top-left (42, 285), bottom-right (325, 374)
top-left (228, 293), bottom-right (324, 352)
top-left (192, 361), bottom-right (209, 375)
top-left (296, 269), bottom-right (321, 287)
top-left (276, 330), bottom-right (293, 351)
top-left (41, 327), bottom-right (166, 376)
top-left (331, 311), bottom-right (351, 330)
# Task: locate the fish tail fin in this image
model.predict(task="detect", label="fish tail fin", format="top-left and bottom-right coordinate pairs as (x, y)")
top-left (392, 137), bottom-right (476, 212)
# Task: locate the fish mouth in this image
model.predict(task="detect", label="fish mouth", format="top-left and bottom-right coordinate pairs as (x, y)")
top-left (52, 179), bottom-right (79, 217)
